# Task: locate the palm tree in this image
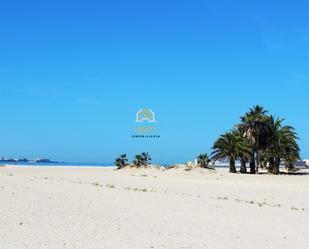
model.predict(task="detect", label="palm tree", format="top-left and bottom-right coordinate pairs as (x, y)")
top-left (114, 154), bottom-right (128, 169)
top-left (132, 154), bottom-right (144, 167)
top-left (132, 152), bottom-right (151, 167)
top-left (265, 116), bottom-right (299, 174)
top-left (197, 153), bottom-right (211, 168)
top-left (284, 140), bottom-right (300, 171)
top-left (211, 129), bottom-right (252, 173)
top-left (235, 123), bottom-right (252, 173)
top-left (240, 105), bottom-right (268, 174)
top-left (141, 152), bottom-right (151, 165)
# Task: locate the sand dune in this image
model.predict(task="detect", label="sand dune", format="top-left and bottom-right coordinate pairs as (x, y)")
top-left (1, 165), bottom-right (309, 249)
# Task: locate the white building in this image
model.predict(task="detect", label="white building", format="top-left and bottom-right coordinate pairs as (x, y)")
top-left (294, 159), bottom-right (309, 168)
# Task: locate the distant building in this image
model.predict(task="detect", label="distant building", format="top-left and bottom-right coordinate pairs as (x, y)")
top-left (294, 160), bottom-right (309, 168)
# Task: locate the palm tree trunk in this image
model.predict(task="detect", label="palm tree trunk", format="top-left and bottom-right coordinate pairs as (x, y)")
top-left (250, 151), bottom-right (256, 174)
top-left (256, 148), bottom-right (260, 173)
top-left (288, 163), bottom-right (294, 172)
top-left (268, 157), bottom-right (274, 173)
top-left (229, 158), bottom-right (237, 173)
top-left (255, 134), bottom-right (259, 173)
top-left (240, 159), bottom-right (247, 173)
top-left (272, 157), bottom-right (280, 175)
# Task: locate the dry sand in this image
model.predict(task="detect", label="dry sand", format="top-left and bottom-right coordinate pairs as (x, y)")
top-left (1, 165), bottom-right (309, 249)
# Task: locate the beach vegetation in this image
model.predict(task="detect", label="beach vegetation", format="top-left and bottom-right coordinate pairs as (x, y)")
top-left (196, 153), bottom-right (212, 168)
top-left (211, 129), bottom-right (252, 173)
top-left (212, 105), bottom-right (300, 175)
top-left (114, 154), bottom-right (128, 169)
top-left (132, 152), bottom-right (151, 167)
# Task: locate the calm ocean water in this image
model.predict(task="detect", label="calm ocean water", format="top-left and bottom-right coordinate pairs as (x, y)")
top-left (1, 162), bottom-right (230, 167)
top-left (0, 162), bottom-right (113, 167)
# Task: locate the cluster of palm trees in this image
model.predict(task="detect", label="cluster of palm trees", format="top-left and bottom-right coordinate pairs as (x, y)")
top-left (211, 105), bottom-right (300, 174)
top-left (114, 106), bottom-right (300, 175)
top-left (114, 152), bottom-right (151, 169)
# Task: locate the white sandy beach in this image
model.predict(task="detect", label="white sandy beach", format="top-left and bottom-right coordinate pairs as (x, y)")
top-left (1, 165), bottom-right (309, 249)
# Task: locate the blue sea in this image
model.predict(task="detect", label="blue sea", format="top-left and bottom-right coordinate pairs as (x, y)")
top-left (0, 162), bottom-right (113, 167)
top-left (1, 162), bottom-right (230, 168)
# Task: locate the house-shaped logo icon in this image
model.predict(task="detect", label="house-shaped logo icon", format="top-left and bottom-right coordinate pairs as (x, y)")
top-left (136, 108), bottom-right (156, 122)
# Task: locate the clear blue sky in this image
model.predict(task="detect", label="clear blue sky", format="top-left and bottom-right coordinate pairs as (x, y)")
top-left (1, 0), bottom-right (308, 164)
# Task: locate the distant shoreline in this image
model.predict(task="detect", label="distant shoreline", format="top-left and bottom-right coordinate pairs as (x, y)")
top-left (1, 163), bottom-right (308, 171)
top-left (0, 162), bottom-right (229, 168)
top-left (0, 162), bottom-right (112, 167)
